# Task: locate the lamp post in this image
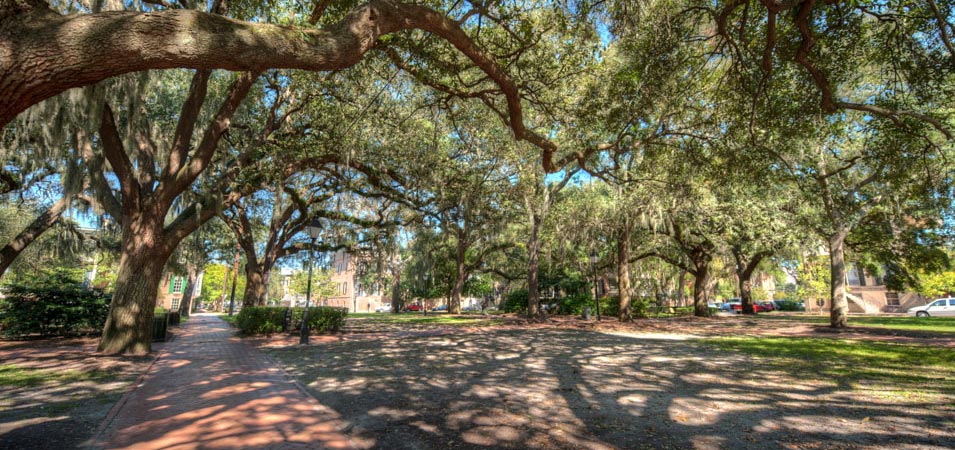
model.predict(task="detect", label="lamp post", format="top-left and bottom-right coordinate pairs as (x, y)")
top-left (300, 218), bottom-right (322, 345)
top-left (590, 249), bottom-right (601, 321)
top-left (228, 244), bottom-right (239, 316)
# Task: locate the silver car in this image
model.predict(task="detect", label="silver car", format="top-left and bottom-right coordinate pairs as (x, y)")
top-left (908, 298), bottom-right (955, 317)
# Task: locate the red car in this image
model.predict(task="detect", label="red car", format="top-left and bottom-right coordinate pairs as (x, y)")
top-left (731, 303), bottom-right (767, 313)
top-left (404, 304), bottom-right (422, 312)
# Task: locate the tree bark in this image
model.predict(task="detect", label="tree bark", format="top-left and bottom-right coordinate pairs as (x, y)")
top-left (0, 195), bottom-right (71, 280)
top-left (733, 250), bottom-right (767, 315)
top-left (617, 223), bottom-right (633, 321)
top-left (0, 0), bottom-right (534, 159)
top-left (178, 263), bottom-right (198, 318)
top-left (526, 212), bottom-right (541, 318)
top-left (450, 238), bottom-right (467, 314)
top-left (390, 266), bottom-right (401, 314)
top-left (242, 260), bottom-right (270, 307)
top-left (97, 218), bottom-right (170, 355)
top-left (692, 264), bottom-right (709, 317)
top-left (829, 228), bottom-right (850, 328)
top-left (677, 269), bottom-right (686, 307)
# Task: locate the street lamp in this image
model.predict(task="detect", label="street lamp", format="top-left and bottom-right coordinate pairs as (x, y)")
top-left (590, 249), bottom-right (601, 321)
top-left (300, 218), bottom-right (322, 345)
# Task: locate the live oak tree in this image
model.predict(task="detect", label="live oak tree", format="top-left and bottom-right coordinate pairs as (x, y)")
top-left (85, 69), bottom-right (263, 354)
top-left (1, 0), bottom-right (573, 176)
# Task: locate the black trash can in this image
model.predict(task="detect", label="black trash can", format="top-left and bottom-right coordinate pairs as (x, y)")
top-left (152, 313), bottom-right (169, 342)
top-left (168, 311), bottom-right (181, 326)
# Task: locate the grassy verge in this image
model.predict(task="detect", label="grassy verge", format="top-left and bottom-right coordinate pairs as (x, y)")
top-left (704, 336), bottom-right (955, 399)
top-left (0, 364), bottom-right (114, 387)
top-left (756, 314), bottom-right (955, 333)
top-left (218, 314), bottom-right (237, 326)
top-left (347, 312), bottom-right (505, 327)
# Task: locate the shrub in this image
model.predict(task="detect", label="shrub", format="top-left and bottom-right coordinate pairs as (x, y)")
top-left (293, 306), bottom-right (347, 333)
top-left (501, 289), bottom-right (528, 314)
top-left (0, 275), bottom-right (111, 337)
top-left (598, 296), bottom-right (620, 317)
top-left (556, 293), bottom-right (591, 315)
top-left (234, 307), bottom-right (286, 335)
top-left (776, 300), bottom-right (804, 311)
top-left (234, 306), bottom-right (347, 335)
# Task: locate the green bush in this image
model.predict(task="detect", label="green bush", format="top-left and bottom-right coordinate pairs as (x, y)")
top-left (776, 300), bottom-right (804, 311)
top-left (234, 307), bottom-right (286, 335)
top-left (234, 306), bottom-right (347, 335)
top-left (598, 296), bottom-right (620, 317)
top-left (0, 272), bottom-right (111, 337)
top-left (556, 293), bottom-right (591, 315)
top-left (502, 289), bottom-right (528, 314)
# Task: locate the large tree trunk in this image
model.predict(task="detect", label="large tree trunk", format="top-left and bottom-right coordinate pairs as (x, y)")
top-left (0, 195), bottom-right (70, 280)
top-left (98, 222), bottom-right (171, 355)
top-left (676, 269), bottom-right (686, 307)
top-left (178, 263), bottom-right (198, 318)
top-left (692, 264), bottom-right (709, 317)
top-left (450, 239), bottom-right (467, 314)
top-left (526, 212), bottom-right (541, 318)
top-left (390, 267), bottom-right (401, 314)
top-left (733, 250), bottom-right (756, 315)
top-left (829, 228), bottom-right (850, 328)
top-left (617, 225), bottom-right (633, 321)
top-left (242, 260), bottom-right (270, 307)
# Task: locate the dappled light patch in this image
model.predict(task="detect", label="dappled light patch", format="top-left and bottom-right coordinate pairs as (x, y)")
top-left (0, 337), bottom-right (153, 448)
top-left (262, 325), bottom-right (955, 449)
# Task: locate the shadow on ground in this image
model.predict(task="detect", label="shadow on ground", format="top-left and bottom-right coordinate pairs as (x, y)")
top-left (0, 339), bottom-right (152, 450)
top-left (266, 328), bottom-right (955, 450)
top-left (93, 314), bottom-right (356, 450)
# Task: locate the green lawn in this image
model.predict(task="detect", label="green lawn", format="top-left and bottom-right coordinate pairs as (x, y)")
top-left (0, 364), bottom-right (113, 387)
top-left (704, 337), bottom-right (955, 399)
top-left (757, 314), bottom-right (955, 333)
top-left (347, 312), bottom-right (506, 326)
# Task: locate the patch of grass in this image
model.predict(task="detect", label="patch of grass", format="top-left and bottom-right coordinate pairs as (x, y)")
top-left (218, 314), bottom-right (237, 326)
top-left (347, 312), bottom-right (504, 327)
top-left (0, 365), bottom-right (115, 387)
top-left (704, 337), bottom-right (955, 398)
top-left (757, 314), bottom-right (955, 333)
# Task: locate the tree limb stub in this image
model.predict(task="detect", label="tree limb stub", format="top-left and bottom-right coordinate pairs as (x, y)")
top-left (1, 0), bottom-right (565, 171)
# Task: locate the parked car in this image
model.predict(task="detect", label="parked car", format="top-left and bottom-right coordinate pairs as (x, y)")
top-left (731, 303), bottom-right (767, 313)
top-left (432, 305), bottom-right (448, 312)
top-left (908, 298), bottom-right (955, 317)
top-left (404, 304), bottom-right (422, 312)
top-left (375, 303), bottom-right (392, 313)
top-left (462, 304), bottom-right (482, 312)
top-left (721, 301), bottom-right (740, 312)
top-left (758, 301), bottom-right (776, 312)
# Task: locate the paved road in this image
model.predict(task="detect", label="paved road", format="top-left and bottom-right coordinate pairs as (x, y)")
top-left (92, 314), bottom-right (356, 450)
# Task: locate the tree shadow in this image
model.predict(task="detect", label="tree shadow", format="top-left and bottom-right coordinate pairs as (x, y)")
top-left (267, 327), bottom-right (955, 449)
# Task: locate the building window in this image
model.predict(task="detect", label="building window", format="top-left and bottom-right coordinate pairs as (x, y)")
top-left (171, 298), bottom-right (180, 311)
top-left (338, 263), bottom-right (342, 274)
top-left (886, 292), bottom-right (900, 306)
top-left (173, 276), bottom-right (184, 293)
top-left (343, 282), bottom-right (348, 295)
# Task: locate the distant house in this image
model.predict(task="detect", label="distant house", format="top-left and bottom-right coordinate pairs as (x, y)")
top-left (805, 263), bottom-right (925, 314)
top-left (325, 249), bottom-right (388, 312)
top-left (157, 272), bottom-right (202, 312)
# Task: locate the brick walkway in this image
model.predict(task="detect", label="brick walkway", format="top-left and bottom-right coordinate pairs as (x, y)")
top-left (91, 314), bottom-right (356, 450)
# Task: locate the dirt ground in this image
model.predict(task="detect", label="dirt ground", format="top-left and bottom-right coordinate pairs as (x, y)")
top-left (0, 337), bottom-right (154, 449)
top-left (258, 315), bottom-right (955, 450)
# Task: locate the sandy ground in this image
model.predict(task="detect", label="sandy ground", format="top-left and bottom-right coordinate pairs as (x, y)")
top-left (257, 315), bottom-right (955, 450)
